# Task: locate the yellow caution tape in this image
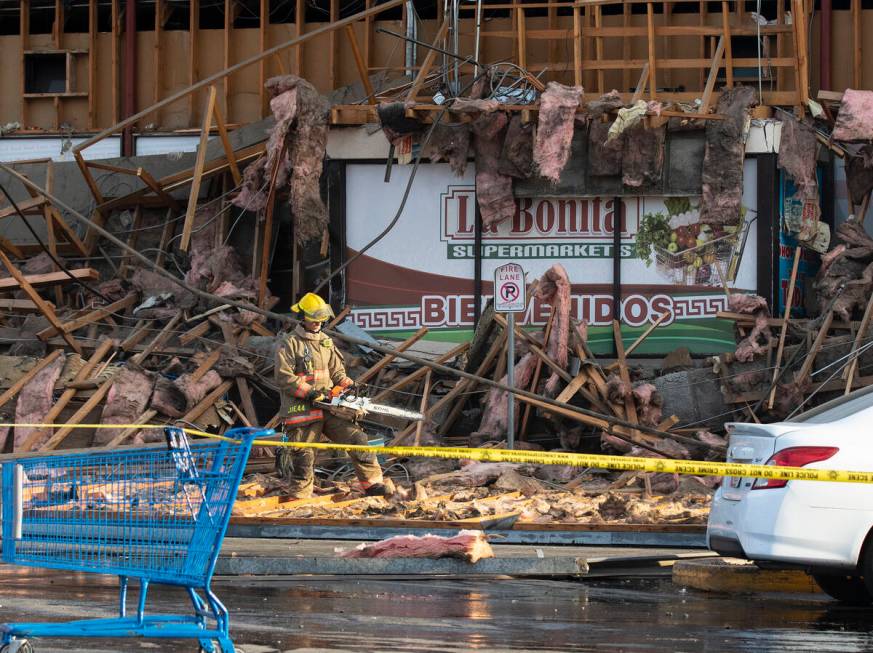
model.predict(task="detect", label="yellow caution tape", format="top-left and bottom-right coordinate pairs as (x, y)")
top-left (2, 422), bottom-right (871, 485)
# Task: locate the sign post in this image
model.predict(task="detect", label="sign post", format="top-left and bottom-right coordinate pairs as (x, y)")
top-left (494, 262), bottom-right (526, 449)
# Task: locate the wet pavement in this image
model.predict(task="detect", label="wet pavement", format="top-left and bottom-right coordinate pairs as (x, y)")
top-left (0, 569), bottom-right (871, 652)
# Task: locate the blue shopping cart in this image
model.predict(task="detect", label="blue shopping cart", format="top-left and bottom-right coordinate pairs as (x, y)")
top-left (0, 426), bottom-right (271, 653)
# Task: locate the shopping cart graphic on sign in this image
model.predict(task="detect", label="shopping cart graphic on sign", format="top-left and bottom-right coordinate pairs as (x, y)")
top-left (0, 426), bottom-right (268, 653)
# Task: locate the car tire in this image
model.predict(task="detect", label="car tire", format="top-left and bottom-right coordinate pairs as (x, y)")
top-left (813, 573), bottom-right (873, 605)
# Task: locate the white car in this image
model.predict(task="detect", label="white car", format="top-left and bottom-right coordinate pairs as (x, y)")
top-left (707, 385), bottom-right (873, 604)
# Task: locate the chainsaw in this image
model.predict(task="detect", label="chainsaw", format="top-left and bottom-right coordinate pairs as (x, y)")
top-left (315, 385), bottom-right (424, 422)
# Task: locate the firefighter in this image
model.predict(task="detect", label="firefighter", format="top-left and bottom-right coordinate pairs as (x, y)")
top-left (274, 292), bottom-right (386, 498)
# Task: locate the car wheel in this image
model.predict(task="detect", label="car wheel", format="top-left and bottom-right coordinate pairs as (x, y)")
top-left (813, 573), bottom-right (873, 605)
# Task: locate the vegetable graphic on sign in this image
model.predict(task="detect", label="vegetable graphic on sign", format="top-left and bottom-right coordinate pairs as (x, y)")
top-left (635, 199), bottom-right (748, 287)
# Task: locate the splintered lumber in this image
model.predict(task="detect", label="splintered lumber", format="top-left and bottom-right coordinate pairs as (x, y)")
top-left (120, 320), bottom-right (152, 351)
top-left (178, 380), bottom-right (233, 424)
top-left (340, 530), bottom-right (494, 563)
top-left (38, 293), bottom-right (138, 340)
top-left (623, 312), bottom-right (669, 358)
top-left (181, 86), bottom-right (217, 253)
top-left (236, 378), bottom-right (258, 425)
top-left (131, 313), bottom-right (183, 365)
top-left (414, 370), bottom-right (432, 447)
top-left (192, 349), bottom-right (221, 381)
top-left (767, 245), bottom-right (801, 409)
top-left (0, 268), bottom-right (99, 291)
top-left (357, 327), bottom-right (429, 386)
top-left (105, 409), bottom-right (159, 448)
top-left (18, 339), bottom-right (115, 452)
top-left (435, 331), bottom-right (507, 437)
top-left (41, 371), bottom-right (119, 451)
top-left (794, 311), bottom-right (834, 383)
top-left (249, 321), bottom-right (275, 338)
top-left (520, 312), bottom-right (554, 437)
top-left (372, 342), bottom-right (470, 403)
top-left (493, 314), bottom-right (572, 384)
top-left (0, 299), bottom-right (51, 313)
top-left (843, 290), bottom-right (873, 395)
top-left (179, 320), bottom-right (211, 345)
top-left (0, 350), bottom-right (63, 409)
top-left (0, 251), bottom-right (82, 354)
top-left (555, 372), bottom-right (587, 404)
top-left (327, 306), bottom-right (351, 329)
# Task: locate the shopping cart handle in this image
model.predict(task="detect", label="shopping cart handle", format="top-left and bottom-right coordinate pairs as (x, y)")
top-left (224, 427), bottom-right (276, 441)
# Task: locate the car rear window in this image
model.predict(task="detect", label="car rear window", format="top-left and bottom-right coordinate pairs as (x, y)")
top-left (792, 384), bottom-right (873, 423)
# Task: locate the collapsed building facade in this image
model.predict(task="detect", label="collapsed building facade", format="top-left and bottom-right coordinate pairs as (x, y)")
top-left (0, 0), bottom-right (871, 533)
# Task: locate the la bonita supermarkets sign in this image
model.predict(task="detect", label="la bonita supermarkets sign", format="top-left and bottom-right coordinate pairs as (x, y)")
top-left (442, 186), bottom-right (638, 259)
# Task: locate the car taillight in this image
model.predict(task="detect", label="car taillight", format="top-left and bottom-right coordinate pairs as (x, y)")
top-left (751, 446), bottom-right (839, 490)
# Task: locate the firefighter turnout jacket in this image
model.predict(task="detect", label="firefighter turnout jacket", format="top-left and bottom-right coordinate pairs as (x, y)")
top-left (275, 325), bottom-right (353, 427)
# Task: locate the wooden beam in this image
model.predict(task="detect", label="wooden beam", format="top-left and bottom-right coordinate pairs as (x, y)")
top-left (259, 0), bottom-right (267, 115)
top-left (88, 0), bottom-right (97, 129)
top-left (236, 378), bottom-right (257, 425)
top-left (189, 0), bottom-right (199, 122)
top-left (137, 168), bottom-right (183, 212)
top-left (493, 314), bottom-right (572, 384)
top-left (41, 372), bottom-right (118, 451)
top-left (721, 1), bottom-right (733, 88)
top-left (372, 342), bottom-right (469, 403)
top-left (111, 0), bottom-right (119, 123)
top-left (192, 349), bottom-right (221, 381)
top-left (211, 100), bottom-right (241, 186)
top-left (153, 0), bottom-right (163, 122)
top-left (105, 409), bottom-right (159, 448)
top-left (852, 0), bottom-right (862, 88)
top-left (573, 5), bottom-right (582, 87)
top-left (120, 319), bottom-right (151, 351)
top-left (767, 245), bottom-right (801, 409)
top-left (699, 36), bottom-right (725, 115)
top-left (0, 299), bottom-right (54, 313)
top-left (0, 251), bottom-right (81, 354)
top-left (357, 327), bottom-right (429, 386)
top-left (74, 0), bottom-right (404, 155)
top-left (179, 380), bottom-right (233, 425)
top-left (594, 4), bottom-right (604, 94)
top-left (39, 293), bottom-right (138, 340)
top-left (414, 370), bottom-right (432, 447)
top-left (0, 268), bottom-right (98, 292)
top-left (0, 350), bottom-right (63, 410)
top-left (19, 340), bottom-right (115, 453)
top-left (328, 0), bottom-right (339, 91)
top-left (131, 313), bottom-right (183, 366)
top-left (293, 0), bottom-right (304, 76)
top-left (623, 312), bottom-right (668, 358)
top-left (406, 18), bottom-right (450, 104)
top-left (613, 319), bottom-right (639, 429)
top-left (844, 293), bottom-right (873, 394)
top-left (19, 0), bottom-right (28, 131)
top-left (179, 320), bottom-right (210, 346)
top-left (345, 25), bottom-right (375, 104)
top-left (795, 311), bottom-right (835, 383)
top-left (631, 63), bottom-right (649, 104)
top-left (646, 1), bottom-right (657, 99)
top-left (224, 0), bottom-right (232, 119)
top-left (181, 85), bottom-right (217, 252)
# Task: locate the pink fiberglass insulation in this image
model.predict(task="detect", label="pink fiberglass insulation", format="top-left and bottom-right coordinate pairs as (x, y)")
top-left (845, 145), bottom-right (873, 207)
top-left (472, 112), bottom-right (515, 227)
top-left (819, 244), bottom-right (846, 276)
top-left (233, 75), bottom-right (329, 244)
top-left (699, 86), bottom-right (757, 225)
top-left (728, 293), bottom-right (769, 314)
top-left (575, 320), bottom-right (589, 345)
top-left (498, 115), bottom-right (535, 179)
top-left (696, 430), bottom-right (727, 448)
top-left (341, 529), bottom-right (494, 563)
top-left (95, 368), bottom-right (155, 446)
top-left (622, 123), bottom-right (665, 188)
top-left (606, 373), bottom-right (631, 404)
top-left (13, 353), bottom-right (65, 451)
top-left (151, 370), bottom-right (223, 418)
top-left (423, 123), bottom-right (471, 177)
top-left (734, 313), bottom-right (773, 363)
top-left (21, 252), bottom-right (59, 276)
top-left (632, 382), bottom-right (663, 427)
top-left (778, 113), bottom-right (819, 201)
top-left (832, 90), bottom-right (873, 142)
top-left (475, 352), bottom-right (537, 439)
top-left (588, 119), bottom-right (623, 177)
top-left (534, 82), bottom-right (584, 183)
top-left (536, 264), bottom-right (571, 394)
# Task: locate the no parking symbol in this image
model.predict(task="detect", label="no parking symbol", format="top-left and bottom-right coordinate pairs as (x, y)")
top-left (494, 263), bottom-right (525, 313)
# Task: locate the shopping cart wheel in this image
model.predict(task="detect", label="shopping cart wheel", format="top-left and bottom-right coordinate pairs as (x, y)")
top-left (1, 640), bottom-right (33, 653)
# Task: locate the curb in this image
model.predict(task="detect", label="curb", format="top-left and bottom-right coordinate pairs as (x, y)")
top-left (672, 557), bottom-right (822, 594)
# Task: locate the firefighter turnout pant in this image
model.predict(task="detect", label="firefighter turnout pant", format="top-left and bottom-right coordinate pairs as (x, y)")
top-left (277, 413), bottom-right (383, 498)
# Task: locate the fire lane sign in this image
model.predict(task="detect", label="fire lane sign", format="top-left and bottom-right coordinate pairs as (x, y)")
top-left (495, 263), bottom-right (526, 313)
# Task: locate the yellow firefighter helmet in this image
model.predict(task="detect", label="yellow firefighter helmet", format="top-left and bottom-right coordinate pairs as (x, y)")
top-left (291, 292), bottom-right (335, 322)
